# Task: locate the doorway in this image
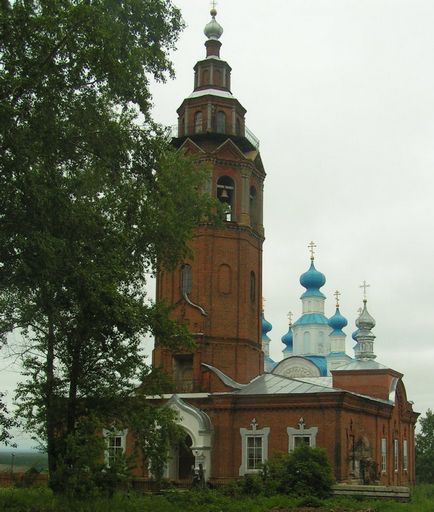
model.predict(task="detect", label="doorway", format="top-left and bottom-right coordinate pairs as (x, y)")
top-left (178, 434), bottom-right (195, 481)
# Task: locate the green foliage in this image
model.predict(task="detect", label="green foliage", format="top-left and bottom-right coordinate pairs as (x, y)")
top-left (416, 409), bottom-right (434, 483)
top-left (15, 467), bottom-right (41, 489)
top-left (0, 0), bottom-right (216, 495)
top-left (1, 486), bottom-right (434, 512)
top-left (47, 415), bottom-right (130, 498)
top-left (262, 445), bottom-right (335, 497)
top-left (0, 391), bottom-right (17, 446)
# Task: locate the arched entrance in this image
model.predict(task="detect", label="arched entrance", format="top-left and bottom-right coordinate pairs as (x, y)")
top-left (164, 395), bottom-right (213, 482)
top-left (178, 434), bottom-right (195, 481)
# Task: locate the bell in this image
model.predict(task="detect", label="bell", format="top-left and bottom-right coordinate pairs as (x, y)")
top-left (220, 188), bottom-right (229, 200)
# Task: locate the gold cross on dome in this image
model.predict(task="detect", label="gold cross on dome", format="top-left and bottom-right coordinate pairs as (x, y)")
top-left (308, 241), bottom-right (316, 260)
top-left (287, 311), bottom-right (293, 325)
top-left (334, 290), bottom-right (341, 308)
top-left (262, 296), bottom-right (266, 312)
top-left (359, 280), bottom-right (370, 301)
top-left (211, 0), bottom-right (217, 10)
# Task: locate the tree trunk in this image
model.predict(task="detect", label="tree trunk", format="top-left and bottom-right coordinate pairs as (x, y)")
top-left (45, 312), bottom-right (57, 488)
top-left (67, 338), bottom-right (81, 436)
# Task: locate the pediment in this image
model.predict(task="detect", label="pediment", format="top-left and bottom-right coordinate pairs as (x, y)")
top-left (178, 137), bottom-right (206, 156)
top-left (272, 356), bottom-right (321, 378)
top-left (213, 138), bottom-right (247, 162)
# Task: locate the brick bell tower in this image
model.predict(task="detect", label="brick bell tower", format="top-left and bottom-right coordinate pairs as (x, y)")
top-left (152, 7), bottom-right (266, 392)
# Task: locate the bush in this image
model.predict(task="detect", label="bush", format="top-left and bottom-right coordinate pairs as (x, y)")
top-left (262, 445), bottom-right (334, 498)
top-left (15, 467), bottom-right (40, 488)
top-left (296, 495), bottom-right (324, 507)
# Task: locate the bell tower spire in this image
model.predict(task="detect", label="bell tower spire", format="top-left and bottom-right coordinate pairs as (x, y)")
top-left (153, 7), bottom-right (267, 392)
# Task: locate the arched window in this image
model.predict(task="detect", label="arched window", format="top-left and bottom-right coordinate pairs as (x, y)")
top-left (250, 271), bottom-right (256, 303)
top-left (249, 186), bottom-right (257, 226)
top-left (216, 111), bottom-right (226, 133)
top-left (194, 111), bottom-right (203, 134)
top-left (202, 68), bottom-right (209, 85)
top-left (318, 331), bottom-right (325, 354)
top-left (218, 264), bottom-right (232, 294)
top-left (217, 176), bottom-right (235, 221)
top-left (236, 118), bottom-right (242, 136)
top-left (303, 331), bottom-right (311, 354)
top-left (214, 69), bottom-right (222, 86)
top-left (180, 264), bottom-right (192, 296)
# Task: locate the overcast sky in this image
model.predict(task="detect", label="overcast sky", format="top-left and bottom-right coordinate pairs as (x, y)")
top-left (150, 0), bottom-right (434, 419)
top-left (2, 0), bottom-right (434, 449)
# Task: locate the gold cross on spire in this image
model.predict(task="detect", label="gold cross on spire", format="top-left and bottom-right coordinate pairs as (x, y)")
top-left (360, 280), bottom-right (370, 301)
top-left (262, 296), bottom-right (266, 313)
top-left (211, 0), bottom-right (217, 11)
top-left (334, 290), bottom-right (341, 308)
top-left (308, 241), bottom-right (316, 260)
top-left (287, 311), bottom-right (293, 325)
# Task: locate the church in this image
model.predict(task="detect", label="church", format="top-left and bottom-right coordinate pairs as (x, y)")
top-left (126, 7), bottom-right (418, 487)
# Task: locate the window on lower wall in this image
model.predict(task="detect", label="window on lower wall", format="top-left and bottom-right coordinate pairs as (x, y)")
top-left (287, 418), bottom-right (318, 451)
top-left (394, 438), bottom-right (399, 472)
top-left (239, 419), bottom-right (270, 475)
top-left (403, 439), bottom-right (408, 472)
top-left (247, 436), bottom-right (263, 470)
top-left (381, 437), bottom-right (387, 473)
top-left (103, 429), bottom-right (127, 467)
top-left (293, 435), bottom-right (312, 449)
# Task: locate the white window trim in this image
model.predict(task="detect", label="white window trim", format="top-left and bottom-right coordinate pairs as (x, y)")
top-left (239, 419), bottom-right (270, 476)
top-left (103, 428), bottom-right (128, 466)
top-left (287, 417), bottom-right (318, 451)
top-left (394, 438), bottom-right (399, 472)
top-left (381, 437), bottom-right (387, 474)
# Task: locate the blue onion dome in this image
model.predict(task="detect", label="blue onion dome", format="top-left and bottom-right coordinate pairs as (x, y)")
top-left (261, 313), bottom-right (272, 336)
top-left (300, 261), bottom-right (326, 289)
top-left (328, 307), bottom-right (348, 333)
top-left (281, 327), bottom-right (293, 351)
top-left (204, 8), bottom-right (223, 40)
top-left (300, 260), bottom-right (326, 299)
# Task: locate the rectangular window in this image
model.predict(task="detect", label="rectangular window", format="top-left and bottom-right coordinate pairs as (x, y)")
top-left (394, 439), bottom-right (399, 472)
top-left (247, 436), bottom-right (263, 470)
top-left (108, 435), bottom-right (124, 467)
top-left (381, 438), bottom-right (387, 473)
top-left (403, 439), bottom-right (408, 471)
top-left (293, 435), bottom-right (311, 449)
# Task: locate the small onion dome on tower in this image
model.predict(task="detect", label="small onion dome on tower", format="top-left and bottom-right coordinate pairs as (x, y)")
top-left (262, 313), bottom-right (272, 340)
top-left (281, 311), bottom-right (294, 356)
top-left (354, 281), bottom-right (377, 361)
top-left (281, 329), bottom-right (293, 355)
top-left (328, 292), bottom-right (348, 336)
top-left (328, 308), bottom-right (348, 336)
top-left (261, 306), bottom-right (276, 372)
top-left (355, 301), bottom-right (376, 334)
top-left (334, 282), bottom-right (387, 371)
top-left (204, 7), bottom-right (223, 40)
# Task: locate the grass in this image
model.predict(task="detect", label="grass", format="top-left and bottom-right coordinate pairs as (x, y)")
top-left (0, 485), bottom-right (433, 512)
